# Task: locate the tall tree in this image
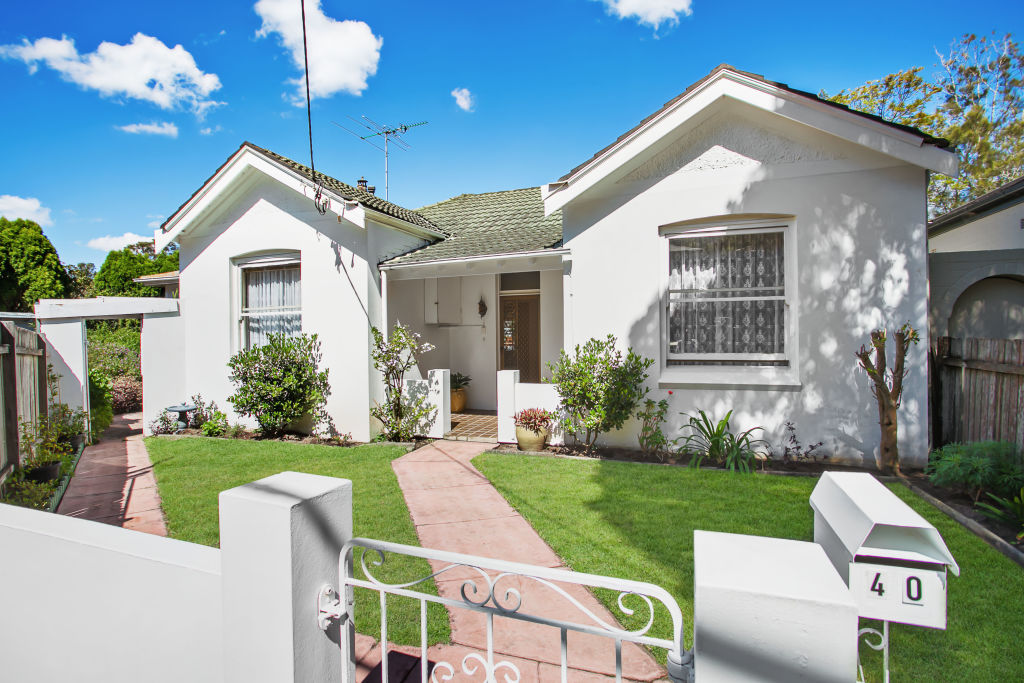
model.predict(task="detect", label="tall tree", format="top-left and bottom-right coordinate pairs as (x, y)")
top-left (0, 217), bottom-right (70, 311)
top-left (826, 32), bottom-right (1024, 217)
top-left (65, 262), bottom-right (97, 298)
top-left (94, 240), bottom-right (179, 297)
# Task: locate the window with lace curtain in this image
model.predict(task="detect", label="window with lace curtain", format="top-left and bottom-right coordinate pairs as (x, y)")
top-left (666, 226), bottom-right (787, 365)
top-left (239, 259), bottom-right (301, 349)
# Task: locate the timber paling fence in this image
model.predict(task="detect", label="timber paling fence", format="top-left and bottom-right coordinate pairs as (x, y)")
top-left (935, 337), bottom-right (1024, 459)
top-left (0, 321), bottom-right (47, 477)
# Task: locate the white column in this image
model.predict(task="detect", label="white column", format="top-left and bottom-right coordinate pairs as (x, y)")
top-left (37, 317), bottom-right (87, 412)
top-left (141, 311), bottom-right (185, 434)
top-left (427, 368), bottom-right (451, 438)
top-left (219, 471), bottom-right (353, 683)
top-left (496, 369), bottom-right (520, 443)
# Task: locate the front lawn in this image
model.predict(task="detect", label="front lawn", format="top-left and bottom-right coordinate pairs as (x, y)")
top-left (475, 453), bottom-right (1024, 682)
top-left (145, 436), bottom-right (449, 647)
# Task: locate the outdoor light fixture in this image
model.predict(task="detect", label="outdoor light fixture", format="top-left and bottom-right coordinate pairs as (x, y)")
top-left (478, 297), bottom-right (487, 317)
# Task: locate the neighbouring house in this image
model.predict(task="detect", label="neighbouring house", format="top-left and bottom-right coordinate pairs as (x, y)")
top-left (928, 176), bottom-right (1024, 341)
top-left (141, 65), bottom-right (957, 468)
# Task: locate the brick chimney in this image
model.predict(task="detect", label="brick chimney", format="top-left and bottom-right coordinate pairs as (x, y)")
top-left (357, 176), bottom-right (368, 191)
top-left (367, 185), bottom-right (376, 195)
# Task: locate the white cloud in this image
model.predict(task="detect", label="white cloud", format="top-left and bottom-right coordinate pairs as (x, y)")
top-left (254, 0), bottom-right (382, 104)
top-left (595, 0), bottom-right (693, 29)
top-left (199, 125), bottom-right (222, 135)
top-left (147, 220), bottom-right (162, 228)
top-left (0, 33), bottom-right (224, 116)
top-left (451, 87), bottom-right (474, 112)
top-left (0, 195), bottom-right (53, 226)
top-left (116, 121), bottom-right (179, 137)
top-left (86, 232), bottom-right (150, 252)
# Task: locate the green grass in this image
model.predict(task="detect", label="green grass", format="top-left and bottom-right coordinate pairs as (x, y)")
top-left (145, 436), bottom-right (450, 647)
top-left (475, 453), bottom-right (1024, 681)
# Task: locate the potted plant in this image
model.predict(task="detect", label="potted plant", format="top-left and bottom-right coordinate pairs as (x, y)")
top-left (18, 419), bottom-right (70, 483)
top-left (514, 408), bottom-right (555, 451)
top-left (451, 372), bottom-right (471, 413)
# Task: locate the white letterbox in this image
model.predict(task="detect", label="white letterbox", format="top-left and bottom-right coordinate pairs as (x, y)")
top-left (810, 472), bottom-right (959, 629)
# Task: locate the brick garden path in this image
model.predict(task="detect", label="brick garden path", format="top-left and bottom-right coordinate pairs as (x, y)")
top-left (57, 412), bottom-right (167, 536)
top-left (353, 440), bottom-right (665, 682)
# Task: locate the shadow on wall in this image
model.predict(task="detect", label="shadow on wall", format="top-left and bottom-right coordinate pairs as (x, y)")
top-left (620, 161), bottom-right (928, 468)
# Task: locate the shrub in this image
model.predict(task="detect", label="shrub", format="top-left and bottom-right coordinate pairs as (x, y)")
top-left (227, 333), bottom-right (331, 438)
top-left (976, 488), bottom-right (1024, 542)
top-left (149, 412), bottom-right (178, 435)
top-left (88, 368), bottom-right (114, 440)
top-left (188, 394), bottom-right (219, 429)
top-left (514, 408), bottom-right (555, 433)
top-left (780, 421), bottom-right (823, 463)
top-left (1, 478), bottom-right (57, 510)
top-left (636, 396), bottom-right (671, 461)
top-left (679, 410), bottom-right (765, 474)
top-left (87, 322), bottom-right (141, 379)
top-left (370, 325), bottom-right (435, 441)
top-left (111, 376), bottom-right (143, 414)
top-left (200, 411), bottom-right (229, 437)
top-left (927, 441), bottom-right (1024, 502)
top-left (546, 335), bottom-right (653, 450)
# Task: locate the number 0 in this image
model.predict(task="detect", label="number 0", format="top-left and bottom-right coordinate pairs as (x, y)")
top-left (906, 576), bottom-right (922, 602)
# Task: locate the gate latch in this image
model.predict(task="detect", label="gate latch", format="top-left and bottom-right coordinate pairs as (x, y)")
top-left (317, 585), bottom-right (346, 630)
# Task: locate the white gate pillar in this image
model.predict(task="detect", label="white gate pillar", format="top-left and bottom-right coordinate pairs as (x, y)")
top-left (219, 472), bottom-right (353, 683)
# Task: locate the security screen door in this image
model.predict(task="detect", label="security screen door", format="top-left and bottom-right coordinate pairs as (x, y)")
top-left (499, 294), bottom-right (540, 383)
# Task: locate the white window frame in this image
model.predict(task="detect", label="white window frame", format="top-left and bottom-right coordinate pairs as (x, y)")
top-left (659, 217), bottom-right (798, 378)
top-left (232, 252), bottom-right (302, 351)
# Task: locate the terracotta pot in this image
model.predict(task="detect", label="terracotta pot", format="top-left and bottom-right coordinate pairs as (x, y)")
top-left (451, 388), bottom-right (467, 413)
top-left (515, 425), bottom-right (549, 452)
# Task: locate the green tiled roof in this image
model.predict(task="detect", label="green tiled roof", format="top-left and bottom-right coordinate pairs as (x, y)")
top-left (381, 187), bottom-right (563, 266)
top-left (243, 143), bottom-right (444, 234)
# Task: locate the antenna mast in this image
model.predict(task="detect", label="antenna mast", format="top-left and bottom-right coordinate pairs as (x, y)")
top-left (332, 117), bottom-right (428, 201)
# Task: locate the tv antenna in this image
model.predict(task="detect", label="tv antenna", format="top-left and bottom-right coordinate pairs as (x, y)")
top-left (332, 117), bottom-right (428, 201)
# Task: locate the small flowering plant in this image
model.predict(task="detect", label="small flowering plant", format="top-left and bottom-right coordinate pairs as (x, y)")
top-left (513, 408), bottom-right (555, 433)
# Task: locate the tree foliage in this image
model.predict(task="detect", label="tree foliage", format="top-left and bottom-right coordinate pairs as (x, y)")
top-left (94, 240), bottom-right (178, 297)
top-left (826, 32), bottom-right (1024, 216)
top-left (370, 325), bottom-right (436, 441)
top-left (65, 262), bottom-right (96, 298)
top-left (0, 218), bottom-right (70, 311)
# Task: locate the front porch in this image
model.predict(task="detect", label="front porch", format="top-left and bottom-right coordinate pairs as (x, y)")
top-left (444, 409), bottom-right (498, 442)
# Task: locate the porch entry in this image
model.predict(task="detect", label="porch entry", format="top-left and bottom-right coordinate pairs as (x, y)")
top-left (499, 271), bottom-right (542, 383)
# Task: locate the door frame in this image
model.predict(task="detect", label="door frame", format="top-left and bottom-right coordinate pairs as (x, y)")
top-left (497, 289), bottom-right (541, 383)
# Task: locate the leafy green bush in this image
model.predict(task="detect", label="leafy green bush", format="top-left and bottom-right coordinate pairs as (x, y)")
top-left (1, 477), bottom-right (57, 510)
top-left (679, 410), bottom-right (765, 474)
top-left (227, 333), bottom-right (331, 438)
top-left (188, 394), bottom-right (219, 429)
top-left (546, 335), bottom-right (653, 450)
top-left (201, 411), bottom-right (229, 437)
top-left (88, 368), bottom-right (114, 440)
top-left (976, 488), bottom-right (1024, 542)
top-left (636, 396), bottom-right (671, 461)
top-left (87, 322), bottom-right (141, 379)
top-left (149, 412), bottom-right (178, 435)
top-left (927, 441), bottom-right (1024, 502)
top-left (450, 372), bottom-right (471, 390)
top-left (370, 325), bottom-right (435, 441)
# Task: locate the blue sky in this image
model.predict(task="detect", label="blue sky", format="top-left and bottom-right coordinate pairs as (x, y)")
top-left (2, 0), bottom-right (1022, 266)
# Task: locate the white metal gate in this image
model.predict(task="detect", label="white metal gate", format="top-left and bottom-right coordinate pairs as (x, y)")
top-left (318, 538), bottom-right (692, 683)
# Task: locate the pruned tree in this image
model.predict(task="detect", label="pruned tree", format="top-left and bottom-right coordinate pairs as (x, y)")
top-left (855, 324), bottom-right (920, 475)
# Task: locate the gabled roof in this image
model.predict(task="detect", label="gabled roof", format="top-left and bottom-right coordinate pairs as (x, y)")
top-left (157, 142), bottom-right (443, 249)
top-left (380, 187), bottom-right (563, 267)
top-left (928, 175), bottom-right (1024, 237)
top-left (558, 64), bottom-right (951, 184)
top-left (243, 144), bottom-right (443, 234)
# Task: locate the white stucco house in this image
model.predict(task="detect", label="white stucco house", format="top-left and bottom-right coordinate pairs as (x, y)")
top-left (928, 175), bottom-right (1024, 341)
top-left (141, 65), bottom-right (957, 468)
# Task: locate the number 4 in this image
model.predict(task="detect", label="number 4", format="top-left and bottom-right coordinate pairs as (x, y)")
top-left (870, 572), bottom-right (885, 597)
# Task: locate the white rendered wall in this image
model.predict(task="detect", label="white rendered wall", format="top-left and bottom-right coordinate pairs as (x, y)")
top-left (929, 200), bottom-right (1024, 253)
top-left (141, 311), bottom-right (185, 433)
top-left (448, 274), bottom-right (498, 409)
top-left (176, 175), bottom-right (424, 441)
top-left (0, 502), bottom-right (222, 682)
top-left (560, 100), bottom-right (932, 467)
top-left (38, 318), bottom-right (87, 412)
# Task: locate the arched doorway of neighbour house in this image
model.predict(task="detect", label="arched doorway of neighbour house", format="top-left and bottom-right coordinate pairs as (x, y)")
top-left (948, 276), bottom-right (1024, 340)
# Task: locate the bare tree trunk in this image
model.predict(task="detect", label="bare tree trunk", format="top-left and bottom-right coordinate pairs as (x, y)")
top-left (856, 326), bottom-right (918, 475)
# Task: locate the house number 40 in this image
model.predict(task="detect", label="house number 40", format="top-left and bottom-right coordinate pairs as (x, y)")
top-left (868, 571), bottom-right (924, 604)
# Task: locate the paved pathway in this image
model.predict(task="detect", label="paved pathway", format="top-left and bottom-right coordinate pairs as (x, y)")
top-left (354, 440), bottom-right (665, 682)
top-left (57, 412), bottom-right (167, 536)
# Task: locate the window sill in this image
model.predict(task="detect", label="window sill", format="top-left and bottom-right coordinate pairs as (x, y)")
top-left (658, 365), bottom-right (801, 391)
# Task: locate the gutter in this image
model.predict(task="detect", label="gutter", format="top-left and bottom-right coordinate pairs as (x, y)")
top-left (379, 248), bottom-right (570, 271)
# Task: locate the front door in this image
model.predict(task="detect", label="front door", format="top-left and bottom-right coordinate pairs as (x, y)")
top-left (499, 295), bottom-right (540, 383)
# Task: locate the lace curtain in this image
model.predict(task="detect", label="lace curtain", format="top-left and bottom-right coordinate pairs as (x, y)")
top-left (243, 265), bottom-right (301, 348)
top-left (668, 231), bottom-right (784, 356)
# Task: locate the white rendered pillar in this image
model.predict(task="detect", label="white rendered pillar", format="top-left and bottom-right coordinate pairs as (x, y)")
top-left (427, 369), bottom-right (451, 438)
top-left (496, 369), bottom-right (519, 443)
